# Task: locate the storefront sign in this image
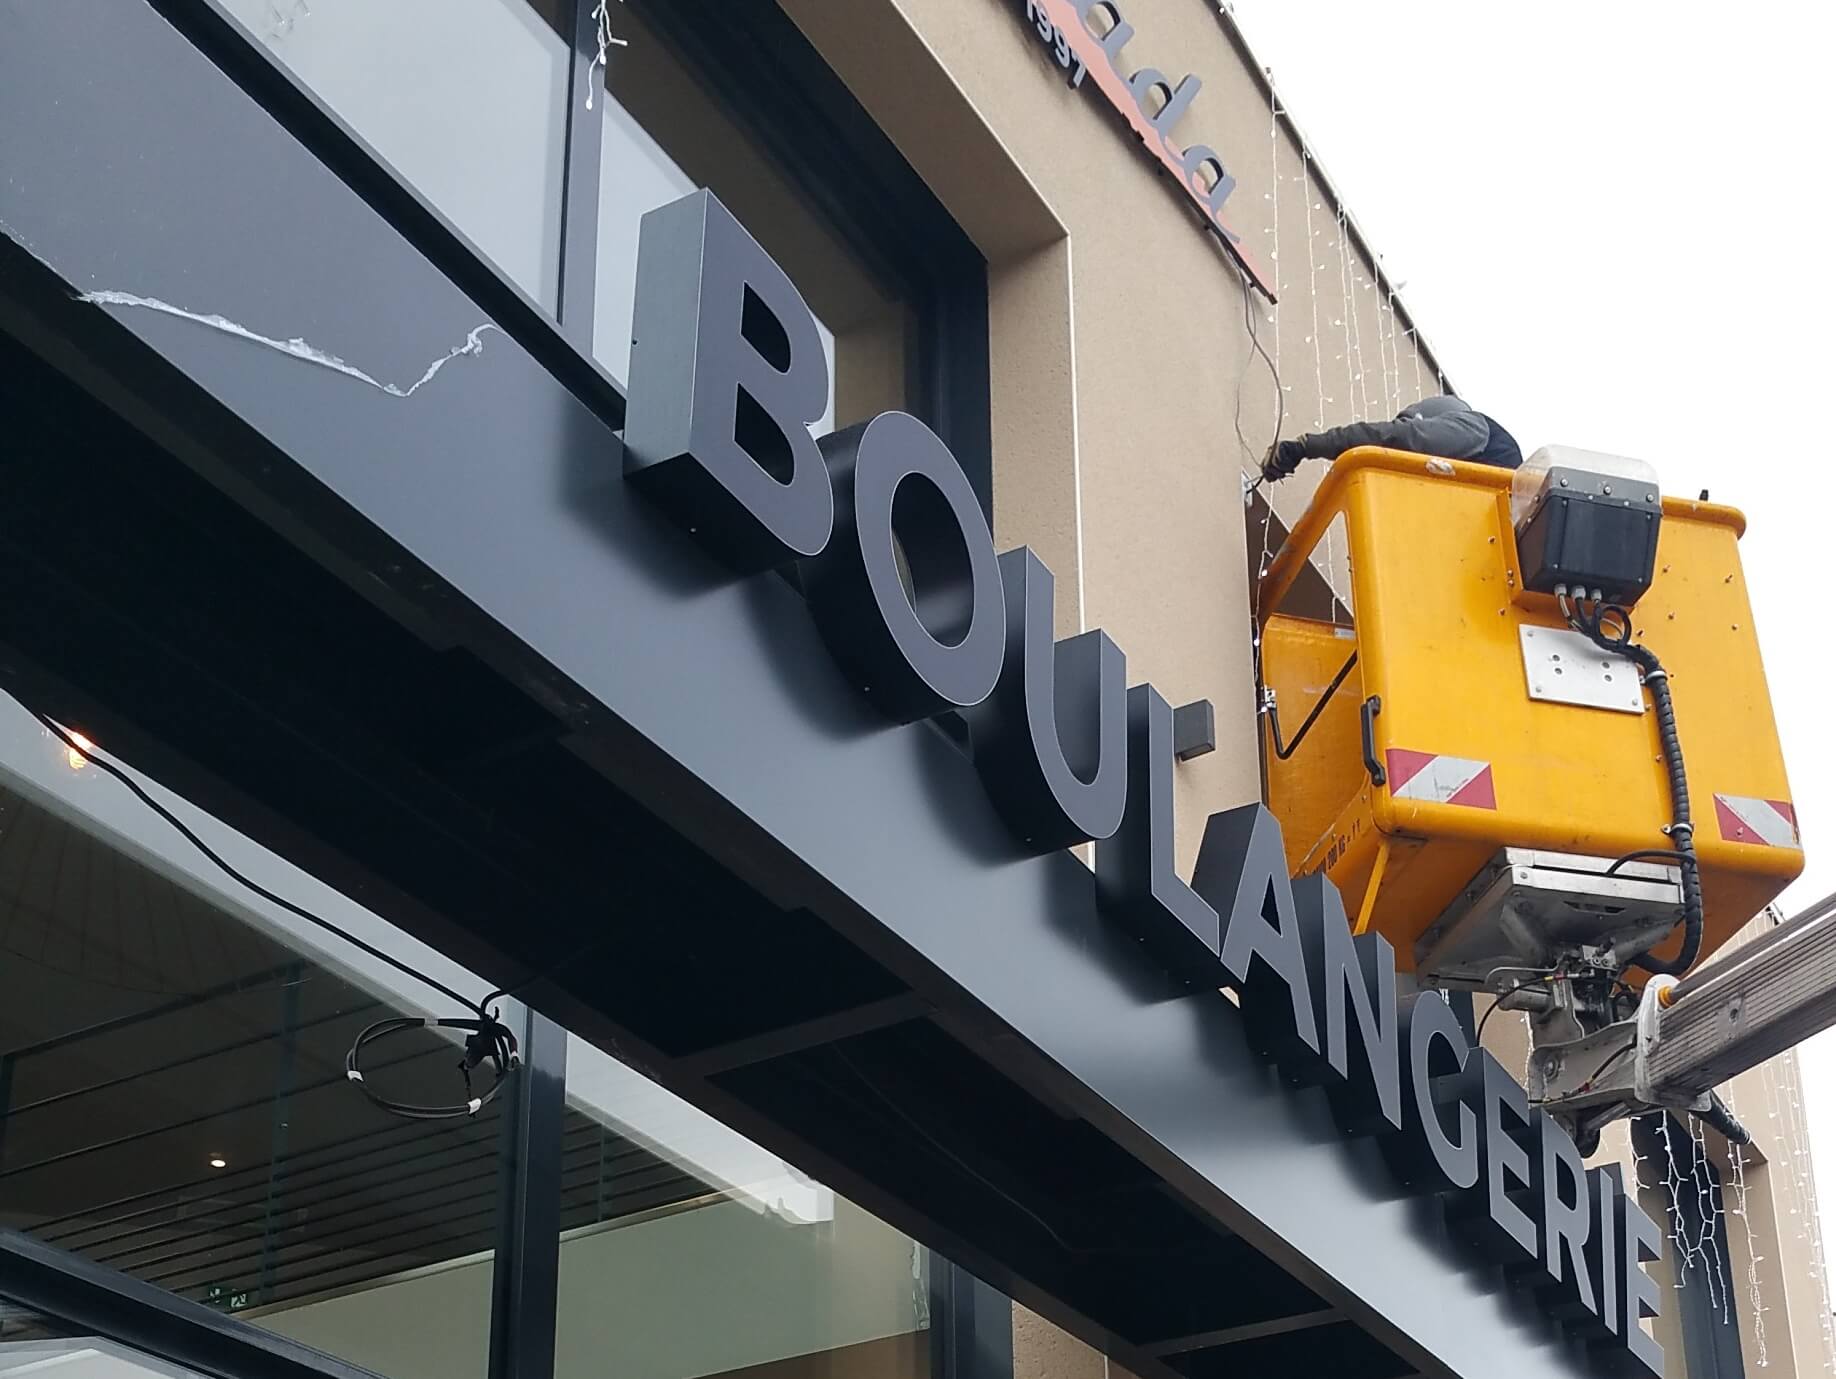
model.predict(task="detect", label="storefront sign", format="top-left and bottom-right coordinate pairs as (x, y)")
top-left (622, 188), bottom-right (1662, 1374)
top-left (1013, 0), bottom-right (1276, 299)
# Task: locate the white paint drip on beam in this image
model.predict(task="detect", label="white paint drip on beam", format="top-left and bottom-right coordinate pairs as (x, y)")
top-left (78, 290), bottom-right (498, 398)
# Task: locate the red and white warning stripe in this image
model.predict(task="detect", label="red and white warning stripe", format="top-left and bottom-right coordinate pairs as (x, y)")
top-left (1714, 794), bottom-right (1800, 848)
top-left (1386, 750), bottom-right (1497, 810)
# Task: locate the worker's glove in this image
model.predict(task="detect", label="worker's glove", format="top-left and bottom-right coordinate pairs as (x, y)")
top-left (1259, 439), bottom-right (1304, 483)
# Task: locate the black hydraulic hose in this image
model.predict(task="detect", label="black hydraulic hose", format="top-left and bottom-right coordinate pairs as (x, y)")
top-left (1572, 602), bottom-right (1703, 975)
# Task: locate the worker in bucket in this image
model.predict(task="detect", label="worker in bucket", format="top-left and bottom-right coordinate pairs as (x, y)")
top-left (1260, 395), bottom-right (1522, 483)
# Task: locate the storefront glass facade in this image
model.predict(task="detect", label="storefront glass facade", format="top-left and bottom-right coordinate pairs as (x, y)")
top-left (0, 2), bottom-right (998, 1376)
top-left (0, 687), bottom-right (937, 1379)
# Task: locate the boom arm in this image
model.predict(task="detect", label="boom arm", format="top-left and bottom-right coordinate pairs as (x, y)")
top-left (1530, 891), bottom-right (1836, 1148)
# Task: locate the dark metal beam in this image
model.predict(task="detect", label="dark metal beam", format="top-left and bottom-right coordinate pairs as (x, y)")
top-left (1144, 1308), bottom-right (1343, 1357)
top-left (674, 993), bottom-right (933, 1078)
top-left (0, 1228), bottom-right (390, 1379)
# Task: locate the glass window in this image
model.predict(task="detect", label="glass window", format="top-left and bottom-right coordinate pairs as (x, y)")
top-left (0, 686), bottom-right (932, 1379)
top-left (592, 8), bottom-right (913, 435)
top-left (0, 696), bottom-right (508, 1379)
top-left (1, 1297), bottom-right (219, 1379)
top-left (554, 1042), bottom-right (931, 1379)
top-left (218, 0), bottom-right (570, 310)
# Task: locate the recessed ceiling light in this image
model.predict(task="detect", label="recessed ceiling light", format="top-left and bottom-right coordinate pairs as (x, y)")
top-left (208, 1155), bottom-right (228, 1170)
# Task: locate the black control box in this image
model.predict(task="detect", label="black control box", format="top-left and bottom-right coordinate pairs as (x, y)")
top-left (1516, 490), bottom-right (1660, 605)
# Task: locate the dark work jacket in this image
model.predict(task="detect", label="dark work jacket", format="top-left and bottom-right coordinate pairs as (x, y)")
top-left (1293, 397), bottom-right (1524, 470)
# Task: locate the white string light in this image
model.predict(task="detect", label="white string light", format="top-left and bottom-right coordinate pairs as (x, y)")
top-left (584, 0), bottom-right (629, 111)
top-left (1349, 265), bottom-right (1372, 419)
top-left (1723, 1084), bottom-right (1770, 1367)
top-left (1267, 74), bottom-right (1282, 399)
top-left (1690, 1114), bottom-right (1734, 1318)
top-left (1379, 276), bottom-right (1402, 416)
top-left (1775, 1049), bottom-right (1836, 1368)
top-left (1300, 158), bottom-right (1326, 430)
top-left (1332, 207), bottom-right (1355, 424)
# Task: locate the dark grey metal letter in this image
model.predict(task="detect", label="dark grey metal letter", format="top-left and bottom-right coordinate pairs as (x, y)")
top-left (1190, 804), bottom-right (1321, 1057)
top-left (1095, 684), bottom-right (1219, 981)
top-left (1293, 873), bottom-right (1401, 1132)
top-left (970, 549), bottom-right (1127, 850)
top-left (1622, 1191), bottom-right (1665, 1376)
top-left (1537, 1113), bottom-right (1597, 1316)
top-left (625, 189), bottom-right (832, 571)
top-left (801, 412), bottom-right (1005, 722)
top-left (1385, 991), bottom-right (1478, 1192)
top-left (1475, 1051), bottom-right (1540, 1262)
top-left (1583, 1166), bottom-right (1623, 1344)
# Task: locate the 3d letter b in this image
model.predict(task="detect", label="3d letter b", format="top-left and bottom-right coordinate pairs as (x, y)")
top-left (624, 190), bottom-right (833, 571)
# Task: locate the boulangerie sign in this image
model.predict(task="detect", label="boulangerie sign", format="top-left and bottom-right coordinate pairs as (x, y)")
top-left (617, 187), bottom-right (1666, 1375)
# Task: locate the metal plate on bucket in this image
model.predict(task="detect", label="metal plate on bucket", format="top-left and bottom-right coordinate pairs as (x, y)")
top-left (1519, 625), bottom-right (1644, 714)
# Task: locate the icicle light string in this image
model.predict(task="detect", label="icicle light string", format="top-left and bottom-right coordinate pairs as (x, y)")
top-left (1267, 74), bottom-right (1282, 403)
top-left (1778, 1050), bottom-right (1836, 1368)
top-left (1761, 1051), bottom-right (1836, 1370)
top-left (1688, 1113), bottom-right (1734, 1320)
top-left (1331, 207), bottom-right (1356, 426)
top-left (1654, 1116), bottom-right (1702, 1307)
top-left (1348, 264), bottom-right (1372, 419)
top-left (1723, 1084), bottom-right (1771, 1367)
top-left (1300, 156), bottom-right (1326, 430)
top-left (1380, 277), bottom-right (1402, 416)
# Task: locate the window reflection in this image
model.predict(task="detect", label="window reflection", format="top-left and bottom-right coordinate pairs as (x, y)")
top-left (0, 689), bottom-right (931, 1379)
top-left (1, 1297), bottom-right (215, 1379)
top-left (556, 1041), bottom-right (932, 1379)
top-left (0, 698), bottom-right (506, 1379)
top-left (219, 0), bottom-right (570, 309)
top-left (592, 7), bottom-right (912, 436)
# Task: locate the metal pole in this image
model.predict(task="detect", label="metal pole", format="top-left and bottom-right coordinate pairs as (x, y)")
top-left (487, 1002), bottom-right (566, 1379)
top-left (256, 962), bottom-right (304, 1309)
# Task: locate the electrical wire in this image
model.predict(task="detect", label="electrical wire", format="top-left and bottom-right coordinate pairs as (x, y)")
top-left (1474, 974), bottom-right (1564, 1045)
top-left (1530, 1043), bottom-right (1636, 1108)
top-left (1558, 593), bottom-right (1703, 975)
top-left (1577, 1044), bottom-right (1635, 1095)
top-left (345, 1013), bottom-right (518, 1120)
top-left (31, 710), bottom-right (521, 1119)
top-left (32, 710), bottom-right (483, 1013)
top-left (1233, 263), bottom-right (1287, 482)
top-left (1605, 849), bottom-right (1690, 876)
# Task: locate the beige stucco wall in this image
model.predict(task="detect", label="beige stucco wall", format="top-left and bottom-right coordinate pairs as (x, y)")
top-left (779, 2), bottom-right (1829, 1376)
top-left (787, 0), bottom-right (1441, 877)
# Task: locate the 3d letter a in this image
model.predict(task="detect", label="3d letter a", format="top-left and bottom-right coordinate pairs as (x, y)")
top-left (1191, 803), bottom-right (1320, 1060)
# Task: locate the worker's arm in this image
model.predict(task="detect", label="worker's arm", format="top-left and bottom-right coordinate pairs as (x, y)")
top-left (1266, 409), bottom-right (1491, 478)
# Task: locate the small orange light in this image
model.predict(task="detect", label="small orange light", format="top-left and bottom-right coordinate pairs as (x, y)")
top-left (65, 730), bottom-right (96, 772)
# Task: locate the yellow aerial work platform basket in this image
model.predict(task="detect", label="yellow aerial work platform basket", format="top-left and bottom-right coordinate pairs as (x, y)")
top-left (1257, 448), bottom-right (1801, 980)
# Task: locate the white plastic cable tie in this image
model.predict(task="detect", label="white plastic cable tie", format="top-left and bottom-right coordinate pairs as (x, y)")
top-left (346, 1069), bottom-right (365, 1083)
top-left (467, 1097), bottom-right (484, 1116)
top-left (1425, 458), bottom-right (1456, 476)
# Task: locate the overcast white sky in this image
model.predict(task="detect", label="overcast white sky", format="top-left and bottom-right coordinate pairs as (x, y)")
top-left (1224, 0), bottom-right (1836, 1254)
